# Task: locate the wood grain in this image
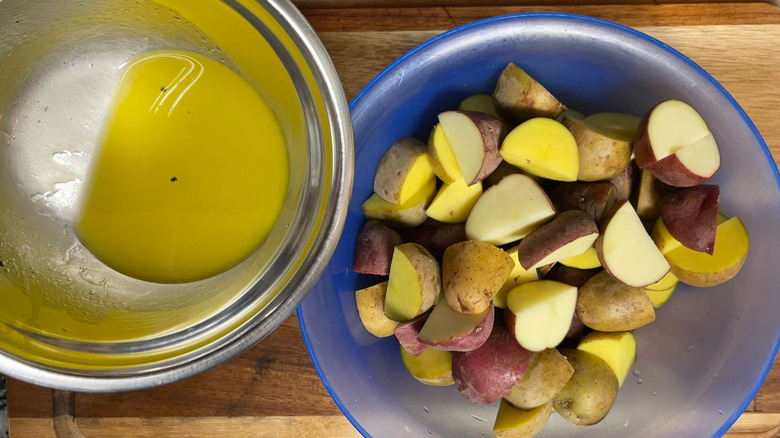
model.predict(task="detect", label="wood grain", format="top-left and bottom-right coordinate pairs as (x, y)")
top-left (4, 15), bottom-right (780, 438)
top-left (300, 3), bottom-right (780, 32)
top-left (6, 413), bottom-right (780, 437)
top-left (293, 0), bottom-right (771, 9)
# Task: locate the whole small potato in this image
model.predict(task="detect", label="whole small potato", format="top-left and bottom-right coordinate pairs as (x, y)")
top-left (504, 348), bottom-right (574, 409)
top-left (576, 270), bottom-right (656, 332)
top-left (553, 349), bottom-right (619, 426)
top-left (442, 240), bottom-right (514, 314)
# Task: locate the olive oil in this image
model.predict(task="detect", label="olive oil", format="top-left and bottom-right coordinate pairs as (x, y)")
top-left (76, 50), bottom-right (289, 283)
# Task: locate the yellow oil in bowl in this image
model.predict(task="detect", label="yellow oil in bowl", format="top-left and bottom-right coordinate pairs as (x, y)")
top-left (76, 50), bottom-right (289, 283)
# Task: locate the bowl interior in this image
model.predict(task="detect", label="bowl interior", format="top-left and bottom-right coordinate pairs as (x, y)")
top-left (299, 13), bottom-right (780, 438)
top-left (0, 0), bottom-right (350, 390)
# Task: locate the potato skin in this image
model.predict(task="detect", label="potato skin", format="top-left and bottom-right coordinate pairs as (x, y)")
top-left (355, 282), bottom-right (398, 338)
top-left (421, 305), bottom-right (495, 352)
top-left (394, 313), bottom-right (430, 356)
top-left (576, 270), bottom-right (656, 332)
top-left (460, 110), bottom-right (508, 185)
top-left (515, 210), bottom-right (598, 270)
top-left (562, 116), bottom-right (632, 182)
top-left (659, 184), bottom-right (720, 254)
top-left (633, 108), bottom-right (718, 187)
top-left (442, 241), bottom-right (514, 314)
top-left (551, 182), bottom-right (616, 223)
top-left (409, 222), bottom-right (467, 261)
top-left (545, 264), bottom-right (601, 288)
top-left (373, 137), bottom-right (430, 204)
top-left (553, 349), bottom-right (619, 425)
top-left (400, 243), bottom-right (442, 318)
top-left (353, 220), bottom-right (403, 275)
top-left (452, 323), bottom-right (530, 404)
top-left (504, 348), bottom-right (574, 409)
top-left (493, 63), bottom-right (566, 124)
top-left (610, 160), bottom-right (637, 201)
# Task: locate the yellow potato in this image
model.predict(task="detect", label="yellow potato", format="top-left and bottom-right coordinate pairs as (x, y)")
top-left (442, 240), bottom-right (514, 314)
top-left (558, 246), bottom-right (601, 269)
top-left (500, 118), bottom-right (579, 182)
top-left (666, 216), bottom-right (749, 287)
top-left (362, 178), bottom-right (436, 227)
top-left (400, 345), bottom-right (454, 386)
top-left (427, 123), bottom-right (463, 184)
top-left (651, 216), bottom-right (683, 254)
top-left (646, 271), bottom-right (679, 291)
top-left (493, 400), bottom-right (552, 438)
top-left (458, 93), bottom-right (502, 120)
top-left (504, 348), bottom-right (574, 409)
top-left (373, 137), bottom-right (435, 204)
top-left (646, 284), bottom-right (676, 308)
top-left (583, 112), bottom-right (641, 140)
top-left (425, 178), bottom-right (483, 223)
top-left (384, 243), bottom-right (441, 321)
top-left (562, 116), bottom-right (632, 182)
top-left (576, 331), bottom-right (636, 387)
top-left (494, 244), bottom-right (539, 309)
top-left (355, 282), bottom-right (398, 337)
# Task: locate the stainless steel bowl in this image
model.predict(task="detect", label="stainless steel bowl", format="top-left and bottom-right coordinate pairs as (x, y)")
top-left (0, 0), bottom-right (352, 391)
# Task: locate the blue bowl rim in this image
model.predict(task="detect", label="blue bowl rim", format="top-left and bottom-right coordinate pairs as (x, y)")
top-left (299, 11), bottom-right (780, 438)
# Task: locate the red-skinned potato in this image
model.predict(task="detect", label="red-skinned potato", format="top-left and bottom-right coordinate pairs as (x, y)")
top-left (515, 211), bottom-right (599, 270)
top-left (437, 110), bottom-right (506, 186)
top-left (452, 323), bottom-right (530, 404)
top-left (394, 312), bottom-right (430, 356)
top-left (610, 160), bottom-right (637, 202)
top-left (551, 182), bottom-right (616, 223)
top-left (408, 222), bottom-right (467, 260)
top-left (597, 200), bottom-right (670, 287)
top-left (659, 184), bottom-right (720, 254)
top-left (465, 173), bottom-right (556, 246)
top-left (634, 100), bottom-right (721, 187)
top-left (559, 312), bottom-right (586, 349)
top-left (353, 220), bottom-right (403, 275)
top-left (545, 264), bottom-right (601, 288)
top-left (418, 300), bottom-right (494, 352)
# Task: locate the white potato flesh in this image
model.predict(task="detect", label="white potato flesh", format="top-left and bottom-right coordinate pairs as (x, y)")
top-left (465, 174), bottom-right (555, 246)
top-left (438, 111), bottom-right (486, 184)
top-left (601, 202), bottom-right (670, 287)
top-left (646, 100), bottom-right (712, 160)
top-left (507, 281), bottom-right (578, 352)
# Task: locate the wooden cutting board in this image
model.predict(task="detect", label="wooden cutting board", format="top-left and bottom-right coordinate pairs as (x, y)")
top-left (5, 7), bottom-right (780, 438)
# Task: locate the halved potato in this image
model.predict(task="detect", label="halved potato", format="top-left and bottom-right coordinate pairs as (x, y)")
top-left (373, 137), bottom-right (435, 204)
top-left (384, 243), bottom-right (440, 321)
top-left (500, 117), bottom-right (579, 181)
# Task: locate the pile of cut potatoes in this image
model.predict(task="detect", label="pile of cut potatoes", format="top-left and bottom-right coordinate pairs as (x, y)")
top-left (352, 62), bottom-right (750, 437)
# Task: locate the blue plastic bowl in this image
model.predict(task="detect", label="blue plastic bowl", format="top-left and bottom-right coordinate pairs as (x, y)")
top-left (299, 13), bottom-right (780, 438)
